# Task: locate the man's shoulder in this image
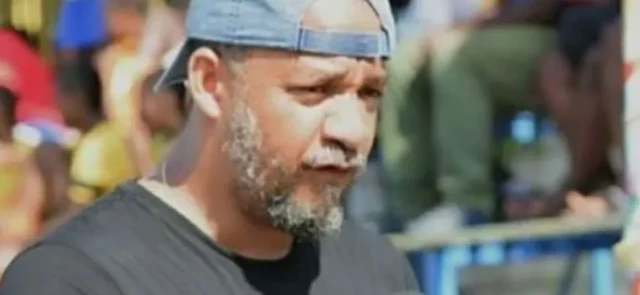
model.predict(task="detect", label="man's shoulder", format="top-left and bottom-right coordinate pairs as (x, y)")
top-left (321, 222), bottom-right (419, 290)
top-left (40, 184), bottom-right (146, 251)
top-left (0, 243), bottom-right (123, 295)
top-left (326, 221), bottom-right (404, 261)
top-left (334, 221), bottom-right (392, 244)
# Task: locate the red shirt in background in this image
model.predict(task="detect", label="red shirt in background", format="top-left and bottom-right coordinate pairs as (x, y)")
top-left (0, 29), bottom-right (62, 124)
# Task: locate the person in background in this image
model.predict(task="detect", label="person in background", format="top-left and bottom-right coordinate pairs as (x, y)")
top-left (395, 0), bottom-right (490, 41)
top-left (126, 0), bottom-right (190, 177)
top-left (138, 0), bottom-right (189, 71)
top-left (0, 86), bottom-right (45, 273)
top-left (380, 0), bottom-right (621, 233)
top-left (32, 141), bottom-right (73, 230)
top-left (96, 0), bottom-right (152, 174)
top-left (380, 0), bottom-right (556, 232)
top-left (52, 61), bottom-right (103, 214)
top-left (497, 1), bottom-right (622, 219)
top-left (54, 0), bottom-right (107, 64)
top-left (0, 27), bottom-right (63, 129)
top-left (61, 66), bottom-right (183, 209)
top-left (0, 27), bottom-right (77, 241)
top-left (139, 71), bottom-right (187, 138)
top-left (538, 4), bottom-right (622, 216)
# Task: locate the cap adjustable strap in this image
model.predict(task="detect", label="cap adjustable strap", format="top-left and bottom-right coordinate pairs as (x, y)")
top-left (297, 28), bottom-right (390, 58)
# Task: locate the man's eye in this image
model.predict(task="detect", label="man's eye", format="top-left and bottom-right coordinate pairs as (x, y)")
top-left (292, 85), bottom-right (329, 94)
top-left (288, 84), bottom-right (331, 106)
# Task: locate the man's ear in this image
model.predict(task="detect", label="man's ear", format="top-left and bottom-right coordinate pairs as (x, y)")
top-left (187, 47), bottom-right (221, 119)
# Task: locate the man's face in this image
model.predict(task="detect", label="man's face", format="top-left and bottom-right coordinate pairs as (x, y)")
top-left (189, 0), bottom-right (385, 240)
top-left (220, 49), bottom-right (384, 240)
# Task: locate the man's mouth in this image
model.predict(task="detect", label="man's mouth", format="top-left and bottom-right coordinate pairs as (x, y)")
top-left (302, 164), bottom-right (358, 182)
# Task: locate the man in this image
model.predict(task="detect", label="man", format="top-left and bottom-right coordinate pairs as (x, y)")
top-left (0, 0), bottom-right (418, 294)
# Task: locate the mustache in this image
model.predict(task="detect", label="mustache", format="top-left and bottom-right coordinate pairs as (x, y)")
top-left (301, 144), bottom-right (367, 170)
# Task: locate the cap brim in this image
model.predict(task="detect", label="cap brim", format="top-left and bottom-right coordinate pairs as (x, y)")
top-left (153, 40), bottom-right (191, 92)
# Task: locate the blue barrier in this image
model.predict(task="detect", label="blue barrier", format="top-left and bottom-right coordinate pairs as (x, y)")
top-left (407, 231), bottom-right (620, 295)
top-left (392, 216), bottom-right (623, 295)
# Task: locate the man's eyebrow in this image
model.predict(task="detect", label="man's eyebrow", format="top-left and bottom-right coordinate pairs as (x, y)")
top-left (362, 64), bottom-right (386, 86)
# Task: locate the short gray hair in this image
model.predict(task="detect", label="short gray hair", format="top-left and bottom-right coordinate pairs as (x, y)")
top-left (190, 39), bottom-right (248, 75)
top-left (184, 40), bottom-right (249, 112)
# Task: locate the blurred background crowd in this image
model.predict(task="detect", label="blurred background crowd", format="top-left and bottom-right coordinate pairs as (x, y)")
top-left (0, 0), bottom-right (627, 289)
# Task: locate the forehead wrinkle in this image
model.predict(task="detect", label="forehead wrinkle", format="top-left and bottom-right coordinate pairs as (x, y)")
top-left (242, 48), bottom-right (385, 86)
top-left (289, 56), bottom-right (386, 88)
top-left (296, 56), bottom-right (349, 78)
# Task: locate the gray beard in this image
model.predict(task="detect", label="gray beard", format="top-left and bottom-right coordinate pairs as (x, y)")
top-left (221, 99), bottom-right (344, 241)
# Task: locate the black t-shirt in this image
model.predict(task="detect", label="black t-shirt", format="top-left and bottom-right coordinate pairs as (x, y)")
top-left (0, 181), bottom-right (419, 295)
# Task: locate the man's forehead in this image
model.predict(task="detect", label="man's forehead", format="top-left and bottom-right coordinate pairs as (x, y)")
top-left (294, 55), bottom-right (385, 77)
top-left (242, 49), bottom-right (385, 85)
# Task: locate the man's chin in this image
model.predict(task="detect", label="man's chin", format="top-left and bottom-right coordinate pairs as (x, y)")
top-left (281, 219), bottom-right (344, 241)
top-left (285, 183), bottom-right (347, 205)
top-left (267, 201), bottom-right (345, 241)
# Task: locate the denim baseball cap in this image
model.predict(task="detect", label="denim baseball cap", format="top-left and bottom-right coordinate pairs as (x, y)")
top-left (155, 0), bottom-right (396, 90)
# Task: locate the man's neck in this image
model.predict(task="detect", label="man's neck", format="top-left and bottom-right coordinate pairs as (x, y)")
top-left (140, 131), bottom-right (294, 260)
top-left (155, 179), bottom-right (294, 260)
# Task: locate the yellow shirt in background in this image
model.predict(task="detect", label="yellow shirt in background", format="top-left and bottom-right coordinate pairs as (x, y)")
top-left (0, 142), bottom-right (32, 210)
top-left (107, 55), bottom-right (144, 131)
top-left (68, 122), bottom-right (171, 206)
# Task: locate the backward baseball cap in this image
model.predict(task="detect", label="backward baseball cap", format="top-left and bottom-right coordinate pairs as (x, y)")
top-left (154, 0), bottom-right (396, 91)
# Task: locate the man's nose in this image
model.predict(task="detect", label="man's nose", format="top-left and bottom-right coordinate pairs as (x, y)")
top-left (321, 94), bottom-right (368, 152)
